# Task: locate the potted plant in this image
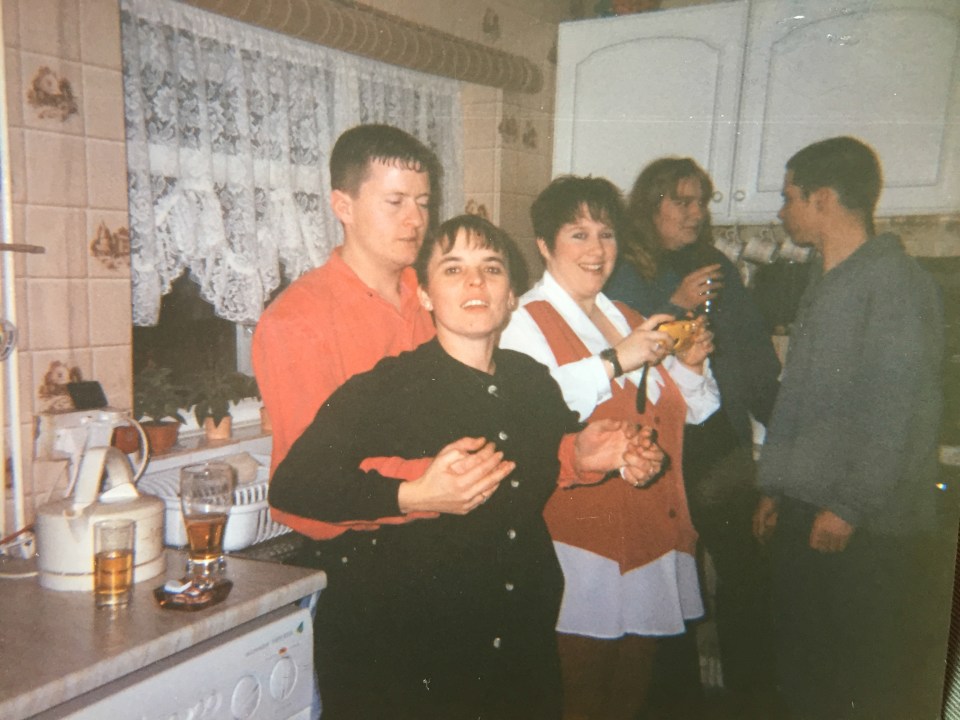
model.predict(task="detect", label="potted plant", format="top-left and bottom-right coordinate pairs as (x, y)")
top-left (250, 375), bottom-right (271, 434)
top-left (190, 365), bottom-right (259, 441)
top-left (131, 364), bottom-right (188, 455)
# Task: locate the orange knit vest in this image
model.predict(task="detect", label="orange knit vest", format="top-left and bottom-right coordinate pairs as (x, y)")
top-left (524, 300), bottom-right (698, 572)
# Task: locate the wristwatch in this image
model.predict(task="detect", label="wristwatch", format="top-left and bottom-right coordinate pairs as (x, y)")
top-left (599, 347), bottom-right (624, 378)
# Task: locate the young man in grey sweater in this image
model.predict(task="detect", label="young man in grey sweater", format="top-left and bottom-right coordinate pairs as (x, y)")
top-left (753, 136), bottom-right (950, 720)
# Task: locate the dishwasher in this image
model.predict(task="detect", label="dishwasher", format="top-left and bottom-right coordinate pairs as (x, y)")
top-left (34, 603), bottom-right (317, 720)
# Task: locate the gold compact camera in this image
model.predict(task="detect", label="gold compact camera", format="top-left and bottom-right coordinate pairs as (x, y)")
top-left (657, 319), bottom-right (699, 354)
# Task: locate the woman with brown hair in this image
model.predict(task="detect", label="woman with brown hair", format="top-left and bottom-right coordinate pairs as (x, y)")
top-left (500, 175), bottom-right (719, 719)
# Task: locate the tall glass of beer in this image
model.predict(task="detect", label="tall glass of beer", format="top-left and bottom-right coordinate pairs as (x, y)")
top-left (179, 462), bottom-right (235, 584)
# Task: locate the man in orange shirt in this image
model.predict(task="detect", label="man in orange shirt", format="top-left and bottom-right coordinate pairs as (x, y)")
top-left (254, 124), bottom-right (512, 541)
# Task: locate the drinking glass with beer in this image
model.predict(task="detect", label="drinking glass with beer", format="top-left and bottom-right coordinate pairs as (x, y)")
top-left (94, 518), bottom-right (135, 607)
top-left (179, 462), bottom-right (235, 585)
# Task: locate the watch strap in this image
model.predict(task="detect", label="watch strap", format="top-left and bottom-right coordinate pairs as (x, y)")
top-left (600, 347), bottom-right (624, 378)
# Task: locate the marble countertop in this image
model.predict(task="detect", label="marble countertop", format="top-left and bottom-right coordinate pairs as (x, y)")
top-left (0, 549), bottom-right (325, 720)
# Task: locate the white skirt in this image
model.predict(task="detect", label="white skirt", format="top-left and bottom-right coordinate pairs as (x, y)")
top-left (553, 541), bottom-right (704, 639)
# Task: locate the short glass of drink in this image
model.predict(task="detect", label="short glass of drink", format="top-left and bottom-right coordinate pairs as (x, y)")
top-left (179, 462), bottom-right (235, 584)
top-left (94, 518), bottom-right (135, 607)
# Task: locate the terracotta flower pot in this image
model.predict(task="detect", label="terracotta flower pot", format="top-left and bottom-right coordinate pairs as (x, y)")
top-left (203, 416), bottom-right (233, 441)
top-left (142, 421), bottom-right (180, 455)
top-left (111, 425), bottom-right (141, 454)
top-left (260, 406), bottom-right (272, 434)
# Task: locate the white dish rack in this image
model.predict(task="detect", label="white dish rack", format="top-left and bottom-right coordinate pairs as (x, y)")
top-left (137, 453), bottom-right (290, 552)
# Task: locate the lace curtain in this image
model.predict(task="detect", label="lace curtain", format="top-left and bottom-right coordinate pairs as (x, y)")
top-left (121, 0), bottom-right (464, 326)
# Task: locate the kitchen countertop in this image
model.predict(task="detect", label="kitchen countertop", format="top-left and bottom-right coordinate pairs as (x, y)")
top-left (0, 549), bottom-right (325, 720)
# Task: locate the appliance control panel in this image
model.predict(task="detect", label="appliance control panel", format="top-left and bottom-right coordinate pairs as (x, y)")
top-left (35, 604), bottom-right (316, 720)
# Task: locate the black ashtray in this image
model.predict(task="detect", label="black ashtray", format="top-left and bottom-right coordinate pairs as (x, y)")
top-left (154, 578), bottom-right (232, 611)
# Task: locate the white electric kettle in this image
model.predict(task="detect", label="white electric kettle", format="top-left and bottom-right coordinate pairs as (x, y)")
top-left (36, 446), bottom-right (166, 591)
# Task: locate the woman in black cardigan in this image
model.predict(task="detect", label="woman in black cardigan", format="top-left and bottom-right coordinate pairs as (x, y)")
top-left (271, 214), bottom-right (665, 720)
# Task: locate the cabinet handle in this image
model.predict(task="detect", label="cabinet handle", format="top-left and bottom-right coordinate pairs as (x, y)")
top-left (733, 190), bottom-right (746, 201)
top-left (711, 191), bottom-right (723, 203)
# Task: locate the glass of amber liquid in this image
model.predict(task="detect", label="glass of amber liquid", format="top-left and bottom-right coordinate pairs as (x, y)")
top-left (94, 519), bottom-right (135, 607)
top-left (180, 462), bottom-right (235, 585)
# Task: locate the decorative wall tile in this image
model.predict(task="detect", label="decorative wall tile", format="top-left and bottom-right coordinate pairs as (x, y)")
top-left (521, 120), bottom-right (538, 149)
top-left (498, 115), bottom-right (519, 144)
top-left (482, 9), bottom-right (501, 41)
top-left (85, 138), bottom-right (127, 210)
top-left (87, 278), bottom-right (131, 347)
top-left (86, 210), bottom-right (131, 277)
top-left (465, 198), bottom-right (491, 220)
top-left (24, 61), bottom-right (81, 127)
top-left (30, 349), bottom-right (91, 417)
top-left (35, 358), bottom-right (84, 412)
top-left (18, 0), bottom-right (81, 61)
top-left (23, 130), bottom-right (87, 206)
top-left (79, 0), bottom-right (122, 69)
top-left (81, 65), bottom-right (123, 140)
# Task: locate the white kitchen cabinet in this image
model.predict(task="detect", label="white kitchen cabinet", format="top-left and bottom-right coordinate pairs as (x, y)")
top-left (553, 1), bottom-right (749, 215)
top-left (553, 0), bottom-right (960, 222)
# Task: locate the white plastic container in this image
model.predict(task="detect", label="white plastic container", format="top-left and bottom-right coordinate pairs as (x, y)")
top-left (137, 454), bottom-right (290, 551)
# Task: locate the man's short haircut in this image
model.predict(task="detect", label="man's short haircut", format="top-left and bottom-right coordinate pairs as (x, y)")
top-left (329, 124), bottom-right (438, 196)
top-left (415, 214), bottom-right (529, 295)
top-left (530, 175), bottom-right (627, 252)
top-left (786, 136), bottom-right (882, 226)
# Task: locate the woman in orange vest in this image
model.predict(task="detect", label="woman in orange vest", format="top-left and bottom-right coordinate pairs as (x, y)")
top-left (500, 175), bottom-right (719, 720)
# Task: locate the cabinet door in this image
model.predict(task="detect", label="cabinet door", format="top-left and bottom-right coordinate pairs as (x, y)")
top-left (553, 1), bottom-right (748, 219)
top-left (734, 0), bottom-right (960, 219)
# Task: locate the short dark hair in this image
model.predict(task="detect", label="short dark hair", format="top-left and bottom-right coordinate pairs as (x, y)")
top-left (415, 214), bottom-right (529, 295)
top-left (530, 175), bottom-right (627, 252)
top-left (786, 136), bottom-right (882, 231)
top-left (329, 124), bottom-right (439, 196)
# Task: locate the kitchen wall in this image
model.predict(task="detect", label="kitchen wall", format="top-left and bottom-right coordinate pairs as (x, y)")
top-left (0, 0), bottom-right (566, 531)
top-left (3, 0), bottom-right (958, 532)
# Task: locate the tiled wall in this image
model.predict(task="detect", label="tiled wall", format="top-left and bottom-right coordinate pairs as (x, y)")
top-left (1, 0), bottom-right (564, 530)
top-left (3, 0), bottom-right (955, 532)
top-left (2, 0), bottom-right (131, 527)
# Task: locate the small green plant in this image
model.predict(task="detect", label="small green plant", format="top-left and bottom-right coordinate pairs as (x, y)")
top-left (134, 364), bottom-right (187, 424)
top-left (190, 365), bottom-right (259, 426)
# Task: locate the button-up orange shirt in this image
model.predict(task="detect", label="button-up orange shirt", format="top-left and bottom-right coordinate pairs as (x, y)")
top-left (253, 248), bottom-right (435, 538)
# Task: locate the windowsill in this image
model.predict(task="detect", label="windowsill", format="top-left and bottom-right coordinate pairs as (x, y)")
top-left (142, 421), bottom-right (273, 476)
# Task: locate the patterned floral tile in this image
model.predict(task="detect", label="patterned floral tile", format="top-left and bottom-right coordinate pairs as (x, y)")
top-left (86, 212), bottom-right (131, 275)
top-left (32, 351), bottom-right (91, 414)
top-left (22, 57), bottom-right (83, 131)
